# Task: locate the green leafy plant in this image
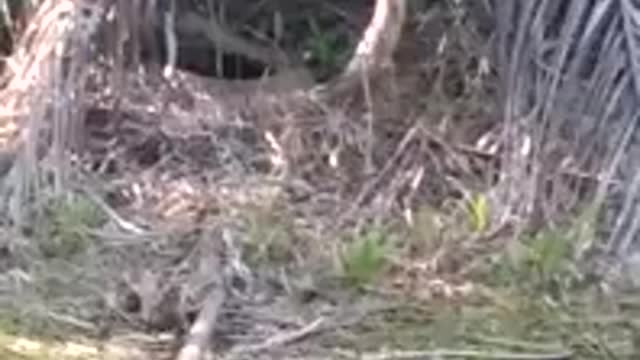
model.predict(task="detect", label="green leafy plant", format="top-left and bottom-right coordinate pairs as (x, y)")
top-left (304, 17), bottom-right (348, 79)
top-left (466, 193), bottom-right (490, 233)
top-left (522, 204), bottom-right (601, 291)
top-left (492, 220), bottom-right (587, 295)
top-left (340, 227), bottom-right (390, 288)
top-left (526, 228), bottom-right (572, 286)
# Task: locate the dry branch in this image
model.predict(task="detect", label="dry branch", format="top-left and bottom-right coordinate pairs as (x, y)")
top-left (175, 286), bottom-right (226, 360)
top-left (342, 0), bottom-right (407, 79)
top-left (228, 317), bottom-right (325, 355)
top-left (175, 10), bottom-right (291, 69)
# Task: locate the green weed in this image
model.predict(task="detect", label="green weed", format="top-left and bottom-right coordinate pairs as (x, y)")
top-left (340, 227), bottom-right (391, 288)
top-left (491, 205), bottom-right (602, 295)
top-left (304, 17), bottom-right (349, 79)
top-left (466, 193), bottom-right (490, 233)
top-left (36, 195), bottom-right (105, 260)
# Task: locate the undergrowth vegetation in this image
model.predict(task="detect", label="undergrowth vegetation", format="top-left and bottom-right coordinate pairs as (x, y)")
top-left (34, 196), bottom-right (105, 260)
top-left (325, 206), bottom-right (638, 359)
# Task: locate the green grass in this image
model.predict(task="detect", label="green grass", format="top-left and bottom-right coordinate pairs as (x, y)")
top-left (319, 204), bottom-right (639, 359)
top-left (322, 280), bottom-right (639, 359)
top-left (33, 195), bottom-right (106, 260)
top-left (3, 191), bottom-right (635, 359)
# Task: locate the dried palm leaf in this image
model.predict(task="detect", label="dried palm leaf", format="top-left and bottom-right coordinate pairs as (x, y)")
top-left (492, 0), bottom-right (640, 260)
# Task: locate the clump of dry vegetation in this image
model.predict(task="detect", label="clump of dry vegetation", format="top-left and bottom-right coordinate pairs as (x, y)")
top-left (0, 1), bottom-right (637, 359)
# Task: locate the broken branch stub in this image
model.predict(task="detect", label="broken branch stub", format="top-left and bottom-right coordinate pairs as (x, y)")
top-left (342, 0), bottom-right (407, 80)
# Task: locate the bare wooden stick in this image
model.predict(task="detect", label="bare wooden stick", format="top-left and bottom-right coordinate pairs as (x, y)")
top-left (162, 0), bottom-right (177, 78)
top-left (229, 317), bottom-right (325, 355)
top-left (175, 286), bottom-right (226, 360)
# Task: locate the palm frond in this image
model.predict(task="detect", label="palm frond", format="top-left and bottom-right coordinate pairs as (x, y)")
top-left (492, 0), bottom-right (640, 259)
